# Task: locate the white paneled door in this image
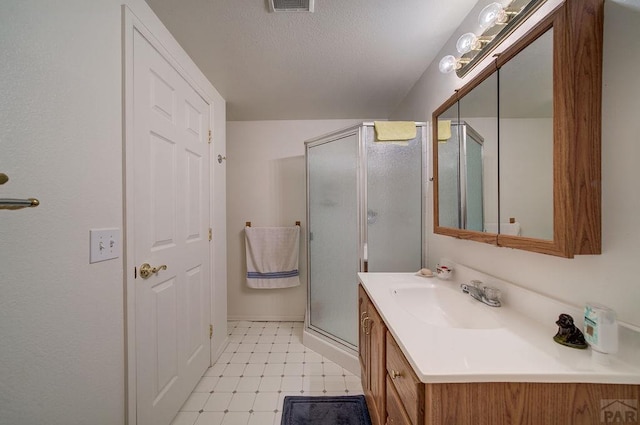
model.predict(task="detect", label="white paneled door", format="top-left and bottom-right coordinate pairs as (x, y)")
top-left (132, 29), bottom-right (211, 425)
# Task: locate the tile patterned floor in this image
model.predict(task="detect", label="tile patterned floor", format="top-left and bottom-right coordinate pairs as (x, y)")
top-left (171, 321), bottom-right (363, 425)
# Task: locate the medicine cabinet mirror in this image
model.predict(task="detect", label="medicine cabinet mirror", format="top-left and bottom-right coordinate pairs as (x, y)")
top-left (436, 72), bottom-right (497, 240)
top-left (432, 0), bottom-right (603, 258)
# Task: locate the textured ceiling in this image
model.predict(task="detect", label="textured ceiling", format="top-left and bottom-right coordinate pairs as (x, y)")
top-left (144, 0), bottom-right (478, 121)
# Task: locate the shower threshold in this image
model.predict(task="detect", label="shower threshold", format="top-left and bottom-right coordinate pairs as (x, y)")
top-left (303, 324), bottom-right (360, 376)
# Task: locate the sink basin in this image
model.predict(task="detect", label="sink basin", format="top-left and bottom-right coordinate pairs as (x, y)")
top-left (390, 284), bottom-right (502, 329)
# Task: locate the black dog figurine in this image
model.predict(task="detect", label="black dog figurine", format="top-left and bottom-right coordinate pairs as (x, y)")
top-left (553, 313), bottom-right (588, 349)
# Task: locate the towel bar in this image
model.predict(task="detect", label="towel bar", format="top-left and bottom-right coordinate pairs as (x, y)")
top-left (0, 198), bottom-right (40, 210)
top-left (245, 221), bottom-right (300, 227)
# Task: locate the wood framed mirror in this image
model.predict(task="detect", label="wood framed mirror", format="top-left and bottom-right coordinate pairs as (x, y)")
top-left (432, 0), bottom-right (603, 258)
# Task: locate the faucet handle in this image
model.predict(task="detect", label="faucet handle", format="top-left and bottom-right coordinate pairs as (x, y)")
top-left (461, 280), bottom-right (483, 293)
top-left (470, 280), bottom-right (483, 288)
top-left (483, 286), bottom-right (501, 303)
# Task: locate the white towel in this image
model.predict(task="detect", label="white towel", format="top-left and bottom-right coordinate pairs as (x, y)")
top-left (245, 226), bottom-right (300, 289)
top-left (484, 222), bottom-right (521, 236)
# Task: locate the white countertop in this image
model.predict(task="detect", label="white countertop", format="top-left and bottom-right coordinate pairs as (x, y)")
top-left (358, 272), bottom-right (640, 384)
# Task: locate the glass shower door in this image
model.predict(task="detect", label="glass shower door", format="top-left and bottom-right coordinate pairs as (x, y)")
top-left (366, 128), bottom-right (423, 272)
top-left (307, 132), bottom-right (360, 348)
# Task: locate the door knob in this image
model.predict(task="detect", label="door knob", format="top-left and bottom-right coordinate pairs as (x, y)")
top-left (139, 263), bottom-right (167, 279)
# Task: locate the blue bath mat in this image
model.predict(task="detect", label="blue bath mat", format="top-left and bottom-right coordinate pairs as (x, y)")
top-left (281, 395), bottom-right (372, 425)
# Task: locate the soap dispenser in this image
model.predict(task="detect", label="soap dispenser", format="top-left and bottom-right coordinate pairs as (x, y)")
top-left (584, 303), bottom-right (618, 354)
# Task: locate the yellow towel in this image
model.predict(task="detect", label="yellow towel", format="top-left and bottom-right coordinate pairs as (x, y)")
top-left (437, 120), bottom-right (451, 141)
top-left (373, 121), bottom-right (416, 141)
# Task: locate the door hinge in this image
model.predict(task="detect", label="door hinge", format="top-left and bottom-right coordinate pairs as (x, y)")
top-left (208, 129), bottom-right (212, 144)
top-left (209, 324), bottom-right (213, 339)
top-left (208, 228), bottom-right (212, 241)
top-left (134, 266), bottom-right (137, 279)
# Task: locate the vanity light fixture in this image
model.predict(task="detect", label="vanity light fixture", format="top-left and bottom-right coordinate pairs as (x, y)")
top-left (438, 55), bottom-right (458, 73)
top-left (438, 0), bottom-right (547, 77)
top-left (478, 2), bottom-right (513, 30)
top-left (439, 55), bottom-right (469, 73)
top-left (455, 32), bottom-right (491, 54)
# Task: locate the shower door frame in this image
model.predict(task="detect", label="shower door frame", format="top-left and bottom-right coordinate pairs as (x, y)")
top-left (305, 124), bottom-right (365, 353)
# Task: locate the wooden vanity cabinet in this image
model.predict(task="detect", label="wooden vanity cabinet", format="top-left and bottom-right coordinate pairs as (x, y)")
top-left (384, 330), bottom-right (639, 425)
top-left (360, 285), bottom-right (640, 425)
top-left (359, 285), bottom-right (387, 425)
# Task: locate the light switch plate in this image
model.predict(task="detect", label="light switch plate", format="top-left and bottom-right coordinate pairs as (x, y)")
top-left (90, 228), bottom-right (120, 263)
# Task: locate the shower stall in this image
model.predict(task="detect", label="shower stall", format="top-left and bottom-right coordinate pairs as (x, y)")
top-left (303, 122), bottom-right (426, 372)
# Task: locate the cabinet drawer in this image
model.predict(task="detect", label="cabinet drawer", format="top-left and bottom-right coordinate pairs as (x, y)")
top-left (386, 376), bottom-right (412, 425)
top-left (386, 332), bottom-right (424, 425)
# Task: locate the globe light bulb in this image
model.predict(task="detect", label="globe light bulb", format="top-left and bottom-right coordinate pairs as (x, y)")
top-left (456, 32), bottom-right (480, 54)
top-left (439, 55), bottom-right (458, 74)
top-left (479, 2), bottom-right (508, 30)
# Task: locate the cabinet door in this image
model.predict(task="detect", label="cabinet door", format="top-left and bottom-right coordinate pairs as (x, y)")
top-left (387, 332), bottom-right (424, 425)
top-left (386, 376), bottom-right (413, 425)
top-left (359, 285), bottom-right (387, 425)
top-left (368, 302), bottom-right (386, 425)
top-left (358, 285), bottom-right (369, 391)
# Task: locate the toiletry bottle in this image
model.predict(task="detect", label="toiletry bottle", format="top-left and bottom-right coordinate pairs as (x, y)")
top-left (584, 303), bottom-right (618, 354)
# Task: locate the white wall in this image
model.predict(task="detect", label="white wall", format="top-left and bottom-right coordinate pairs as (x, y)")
top-left (212, 105), bottom-right (228, 357)
top-left (0, 1), bottom-right (226, 424)
top-left (0, 2), bottom-right (125, 423)
top-left (391, 0), bottom-right (640, 327)
top-left (226, 119), bottom-right (365, 321)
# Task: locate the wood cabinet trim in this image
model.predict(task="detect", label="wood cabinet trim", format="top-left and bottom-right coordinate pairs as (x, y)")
top-left (369, 302), bottom-right (386, 425)
top-left (426, 382), bottom-right (639, 424)
top-left (434, 226), bottom-right (498, 244)
top-left (566, 0), bottom-right (603, 255)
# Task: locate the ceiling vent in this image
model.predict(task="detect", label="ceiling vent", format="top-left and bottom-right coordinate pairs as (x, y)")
top-left (268, 0), bottom-right (314, 12)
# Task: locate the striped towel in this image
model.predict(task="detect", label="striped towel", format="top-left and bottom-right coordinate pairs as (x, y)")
top-left (245, 226), bottom-right (300, 289)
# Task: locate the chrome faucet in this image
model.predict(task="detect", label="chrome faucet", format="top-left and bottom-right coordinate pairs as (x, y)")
top-left (460, 280), bottom-right (501, 307)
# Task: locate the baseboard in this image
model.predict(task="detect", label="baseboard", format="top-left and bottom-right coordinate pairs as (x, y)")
top-left (212, 336), bottom-right (229, 364)
top-left (227, 315), bottom-right (305, 322)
